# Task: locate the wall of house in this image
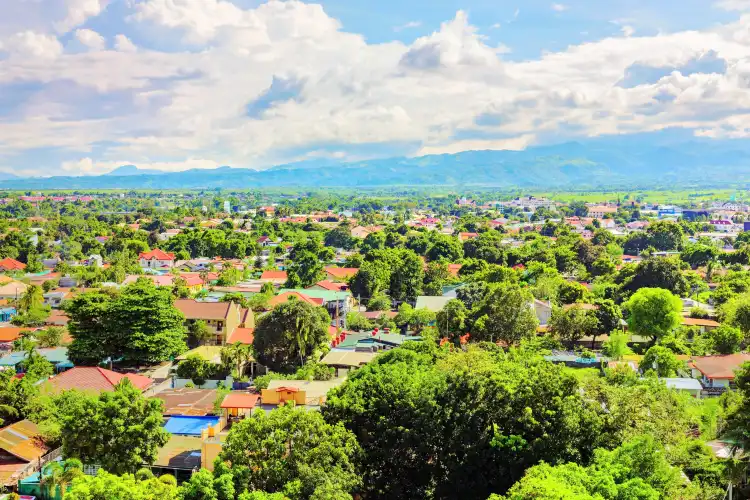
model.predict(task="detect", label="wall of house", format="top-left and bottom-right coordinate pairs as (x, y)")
top-left (260, 389), bottom-right (306, 405)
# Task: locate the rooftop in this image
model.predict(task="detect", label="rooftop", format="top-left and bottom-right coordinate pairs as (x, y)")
top-left (43, 367), bottom-right (153, 394)
top-left (690, 354), bottom-right (750, 380)
top-left (0, 420), bottom-right (48, 462)
top-left (154, 388), bottom-right (218, 416)
top-left (174, 299), bottom-right (233, 320)
top-left (220, 392), bottom-right (260, 409)
top-left (153, 434), bottom-right (202, 470)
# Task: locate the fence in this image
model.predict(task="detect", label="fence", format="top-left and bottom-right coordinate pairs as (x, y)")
top-left (10, 447), bottom-right (63, 483)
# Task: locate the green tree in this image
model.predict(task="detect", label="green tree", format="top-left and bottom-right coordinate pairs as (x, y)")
top-left (602, 331), bottom-right (632, 360)
top-left (549, 305), bottom-right (597, 349)
top-left (618, 258), bottom-right (689, 298)
top-left (179, 467), bottom-right (235, 500)
top-left (647, 220), bottom-right (684, 251)
top-left (252, 298), bottom-right (331, 372)
top-left (471, 283), bottom-right (539, 345)
top-left (66, 279), bottom-right (186, 366)
top-left (60, 379), bottom-right (170, 474)
top-left (220, 342), bottom-right (252, 379)
top-left (709, 324), bottom-right (743, 354)
top-left (593, 298), bottom-right (623, 335)
top-left (176, 354), bottom-right (214, 387)
top-left (366, 293), bottom-right (391, 312)
top-left (345, 311), bottom-right (374, 332)
top-left (349, 261), bottom-right (390, 300)
top-left (723, 293), bottom-right (750, 337)
top-left (285, 250), bottom-right (324, 288)
top-left (557, 281), bottom-right (587, 304)
top-left (35, 326), bottom-right (65, 348)
top-left (427, 234), bottom-right (463, 262)
top-left (389, 249), bottom-right (424, 302)
top-left (219, 404), bottom-right (361, 499)
top-left (188, 319), bottom-right (212, 346)
top-left (625, 288), bottom-right (682, 344)
top-left (41, 459), bottom-right (84, 500)
top-left (66, 469), bottom-right (178, 500)
top-left (641, 345), bottom-right (682, 377)
top-left (436, 299), bottom-right (468, 341)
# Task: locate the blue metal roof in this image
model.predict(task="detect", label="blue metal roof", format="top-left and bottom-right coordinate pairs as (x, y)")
top-left (163, 416), bottom-right (220, 436)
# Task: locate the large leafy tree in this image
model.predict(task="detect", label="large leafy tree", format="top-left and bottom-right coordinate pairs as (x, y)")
top-left (722, 293), bottom-right (750, 337)
top-left (549, 305), bottom-right (597, 349)
top-left (285, 250), bottom-right (325, 288)
top-left (65, 279), bottom-right (186, 365)
top-left (219, 404), bottom-right (361, 499)
top-left (470, 283), bottom-right (538, 345)
top-left (252, 298), bottom-right (331, 372)
top-left (617, 258), bottom-right (689, 299)
top-left (66, 469), bottom-right (178, 500)
top-left (625, 287), bottom-right (682, 344)
top-left (59, 379), bottom-right (170, 475)
top-left (436, 299), bottom-right (468, 342)
top-left (389, 249), bottom-right (424, 302)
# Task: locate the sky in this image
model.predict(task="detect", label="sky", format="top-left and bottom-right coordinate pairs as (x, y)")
top-left (1, 0), bottom-right (750, 176)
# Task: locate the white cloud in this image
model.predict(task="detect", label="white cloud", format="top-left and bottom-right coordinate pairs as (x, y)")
top-left (2, 1), bottom-right (750, 175)
top-left (715, 0), bottom-right (750, 11)
top-left (551, 4), bottom-right (569, 12)
top-left (621, 25), bottom-right (636, 37)
top-left (55, 0), bottom-right (108, 34)
top-left (394, 21), bottom-right (422, 32)
top-left (75, 28), bottom-right (106, 50)
top-left (114, 34), bottom-right (137, 52)
top-left (0, 31), bottom-right (63, 58)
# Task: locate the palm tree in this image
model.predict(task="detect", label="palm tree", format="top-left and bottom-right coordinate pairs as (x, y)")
top-left (41, 459), bottom-right (83, 499)
top-left (18, 284), bottom-right (43, 313)
top-left (221, 342), bottom-right (251, 379)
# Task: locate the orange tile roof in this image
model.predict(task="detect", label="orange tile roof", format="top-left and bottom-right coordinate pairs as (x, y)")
top-left (0, 419), bottom-right (49, 462)
top-left (447, 264), bottom-right (462, 277)
top-left (0, 327), bottom-right (36, 343)
top-left (267, 292), bottom-right (323, 309)
top-left (44, 367), bottom-right (153, 394)
top-left (682, 317), bottom-right (721, 327)
top-left (312, 280), bottom-right (348, 292)
top-left (138, 249), bottom-right (175, 261)
top-left (227, 327), bottom-right (255, 344)
top-left (691, 354), bottom-right (750, 380)
top-left (220, 393), bottom-right (260, 409)
top-left (0, 258), bottom-right (25, 271)
top-left (260, 270), bottom-right (287, 281)
top-left (324, 267), bottom-right (358, 280)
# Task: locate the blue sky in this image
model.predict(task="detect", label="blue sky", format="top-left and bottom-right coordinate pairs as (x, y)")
top-left (1, 0), bottom-right (750, 176)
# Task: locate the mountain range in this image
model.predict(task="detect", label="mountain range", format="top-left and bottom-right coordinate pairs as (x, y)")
top-left (3, 134), bottom-right (750, 190)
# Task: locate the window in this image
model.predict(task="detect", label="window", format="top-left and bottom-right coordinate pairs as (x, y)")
top-left (217, 321), bottom-right (224, 329)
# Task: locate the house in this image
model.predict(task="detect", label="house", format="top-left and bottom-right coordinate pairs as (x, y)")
top-left (42, 366), bottom-right (154, 394)
top-left (138, 249), bottom-right (176, 269)
top-left (220, 392), bottom-right (260, 420)
top-left (259, 270), bottom-right (287, 285)
top-left (123, 274), bottom-right (204, 293)
top-left (587, 205), bottom-right (618, 218)
top-left (308, 280), bottom-right (349, 292)
top-left (0, 347), bottom-right (72, 373)
top-left (661, 378), bottom-right (703, 398)
top-left (266, 291), bottom-right (324, 309)
top-left (533, 299), bottom-right (553, 326)
top-left (351, 226), bottom-right (384, 239)
top-left (681, 317), bottom-right (720, 333)
top-left (690, 354), bottom-right (750, 389)
top-left (44, 310), bottom-right (70, 327)
top-left (155, 388), bottom-right (219, 417)
top-left (226, 327), bottom-right (255, 345)
top-left (0, 327), bottom-right (37, 346)
top-left (43, 290), bottom-right (68, 308)
top-left (324, 267), bottom-right (358, 282)
top-left (158, 229), bottom-right (182, 241)
top-left (261, 379), bottom-right (345, 407)
top-left (0, 258), bottom-right (25, 273)
top-left (0, 279), bottom-right (27, 303)
top-left (415, 296), bottom-right (453, 312)
top-left (320, 350), bottom-right (378, 376)
top-left (458, 232), bottom-right (479, 242)
top-left (0, 307), bottom-right (15, 323)
top-left (278, 289), bottom-right (352, 317)
top-left (257, 236), bottom-right (274, 247)
top-left (174, 299), bottom-right (248, 345)
top-left (0, 420), bottom-right (49, 488)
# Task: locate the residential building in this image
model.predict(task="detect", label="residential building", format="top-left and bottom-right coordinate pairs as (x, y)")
top-left (0, 420), bottom-right (49, 488)
top-left (174, 299), bottom-right (251, 345)
top-left (690, 354), bottom-right (750, 389)
top-left (324, 267), bottom-right (358, 282)
top-left (587, 205), bottom-right (618, 218)
top-left (415, 296), bottom-right (452, 312)
top-left (0, 280), bottom-right (28, 301)
top-left (0, 258), bottom-right (25, 273)
top-left (259, 270), bottom-right (287, 285)
top-left (533, 299), bottom-right (553, 326)
top-left (138, 249), bottom-right (176, 269)
top-left (279, 289), bottom-right (353, 317)
top-left (42, 367), bottom-right (154, 394)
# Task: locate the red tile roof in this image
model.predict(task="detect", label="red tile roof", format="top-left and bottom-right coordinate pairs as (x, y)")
top-left (0, 258), bottom-right (25, 271)
top-left (447, 264), bottom-right (462, 277)
top-left (267, 292), bottom-right (323, 309)
top-left (681, 317), bottom-right (721, 327)
top-left (312, 280), bottom-right (348, 292)
top-left (227, 327), bottom-right (255, 345)
top-left (44, 367), bottom-right (153, 393)
top-left (138, 249), bottom-right (175, 261)
top-left (220, 393), bottom-right (260, 409)
top-left (691, 354), bottom-right (750, 380)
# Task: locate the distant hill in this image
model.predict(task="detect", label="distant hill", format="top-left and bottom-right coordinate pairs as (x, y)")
top-left (0, 172), bottom-right (18, 181)
top-left (4, 135), bottom-right (750, 190)
top-left (104, 165), bottom-right (167, 176)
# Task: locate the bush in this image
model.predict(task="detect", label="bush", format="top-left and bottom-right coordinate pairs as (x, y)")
top-left (690, 307), bottom-right (710, 319)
